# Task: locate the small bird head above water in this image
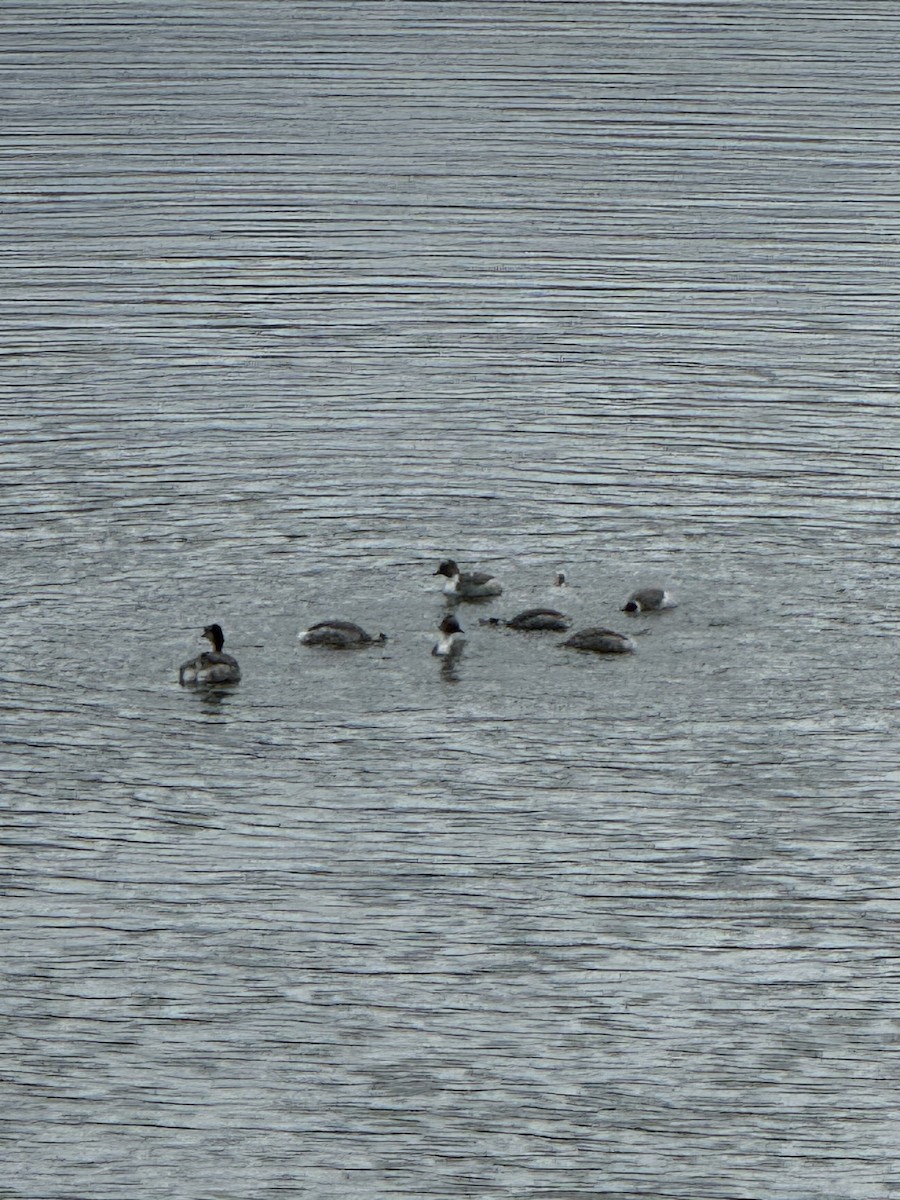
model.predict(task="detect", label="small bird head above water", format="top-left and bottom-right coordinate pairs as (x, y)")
top-left (202, 623), bottom-right (226, 651)
top-left (554, 570), bottom-right (567, 587)
top-left (434, 614), bottom-right (468, 662)
top-left (433, 559), bottom-right (460, 579)
top-left (433, 612), bottom-right (466, 657)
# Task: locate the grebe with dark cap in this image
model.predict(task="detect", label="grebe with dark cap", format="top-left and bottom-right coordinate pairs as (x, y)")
top-left (432, 614), bottom-right (466, 658)
top-left (433, 559), bottom-right (503, 600)
top-left (179, 624), bottom-right (241, 685)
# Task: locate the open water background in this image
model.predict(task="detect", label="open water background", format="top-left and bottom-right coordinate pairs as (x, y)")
top-left (4, 2), bottom-right (900, 1197)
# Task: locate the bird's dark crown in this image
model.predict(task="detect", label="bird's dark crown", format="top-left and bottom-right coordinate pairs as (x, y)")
top-left (203, 623), bottom-right (225, 651)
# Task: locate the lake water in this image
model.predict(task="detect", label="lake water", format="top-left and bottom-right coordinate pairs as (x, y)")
top-left (4, 3), bottom-right (900, 1197)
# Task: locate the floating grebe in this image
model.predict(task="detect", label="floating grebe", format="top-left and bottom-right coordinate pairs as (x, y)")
top-left (621, 587), bottom-right (676, 614)
top-left (562, 627), bottom-right (635, 654)
top-left (179, 624), bottom-right (241, 685)
top-left (433, 559), bottom-right (503, 600)
top-left (432, 614), bottom-right (466, 658)
top-left (480, 608), bottom-right (571, 632)
top-left (298, 621), bottom-right (387, 648)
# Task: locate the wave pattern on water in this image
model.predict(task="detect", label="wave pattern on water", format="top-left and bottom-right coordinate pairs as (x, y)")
top-left (4, 3), bottom-right (900, 1199)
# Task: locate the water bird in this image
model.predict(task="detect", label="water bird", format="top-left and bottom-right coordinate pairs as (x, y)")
top-left (561, 627), bottom-right (635, 654)
top-left (480, 607), bottom-right (571, 632)
top-left (179, 624), bottom-right (241, 685)
top-left (433, 559), bottom-right (503, 600)
top-left (554, 570), bottom-right (567, 587)
top-left (432, 614), bottom-right (466, 658)
top-left (299, 620), bottom-right (387, 648)
top-left (621, 587), bottom-right (676, 614)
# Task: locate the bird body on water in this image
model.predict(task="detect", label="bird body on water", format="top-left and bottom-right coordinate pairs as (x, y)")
top-left (481, 608), bottom-right (571, 632)
top-left (299, 621), bottom-right (387, 648)
top-left (622, 587), bottom-right (676, 614)
top-left (562, 627), bottom-right (635, 654)
top-left (179, 624), bottom-right (241, 685)
top-left (434, 559), bottom-right (503, 600)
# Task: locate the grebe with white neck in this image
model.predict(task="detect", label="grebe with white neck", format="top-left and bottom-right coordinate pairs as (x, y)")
top-left (433, 559), bottom-right (503, 600)
top-left (432, 614), bottom-right (466, 658)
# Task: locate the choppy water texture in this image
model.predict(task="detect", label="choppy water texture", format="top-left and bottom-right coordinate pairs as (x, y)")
top-left (4, 3), bottom-right (900, 1197)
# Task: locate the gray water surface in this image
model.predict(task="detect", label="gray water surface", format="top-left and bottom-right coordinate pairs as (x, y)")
top-left (4, 3), bottom-right (900, 1198)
